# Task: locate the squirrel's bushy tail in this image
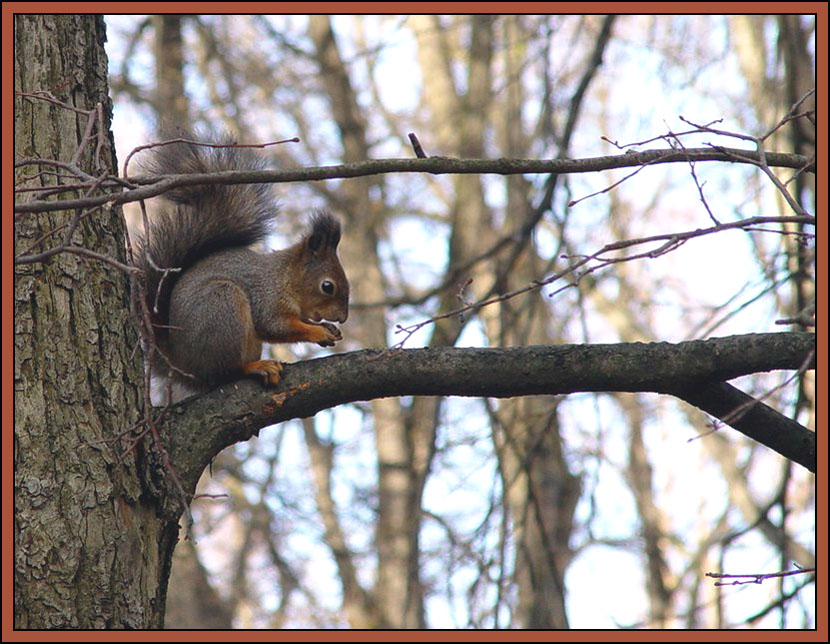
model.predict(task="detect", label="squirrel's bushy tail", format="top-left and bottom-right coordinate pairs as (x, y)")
top-left (136, 136), bottom-right (276, 332)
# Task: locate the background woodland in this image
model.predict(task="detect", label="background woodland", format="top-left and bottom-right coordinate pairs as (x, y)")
top-left (13, 14), bottom-right (816, 630)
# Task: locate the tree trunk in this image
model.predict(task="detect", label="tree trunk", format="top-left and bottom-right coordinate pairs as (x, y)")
top-left (14, 14), bottom-right (175, 629)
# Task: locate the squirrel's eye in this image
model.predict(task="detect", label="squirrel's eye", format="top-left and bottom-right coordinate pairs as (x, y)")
top-left (321, 279), bottom-right (335, 295)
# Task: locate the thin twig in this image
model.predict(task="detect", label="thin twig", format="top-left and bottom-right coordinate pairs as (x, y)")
top-left (706, 567), bottom-right (815, 587)
top-left (393, 215), bottom-right (815, 345)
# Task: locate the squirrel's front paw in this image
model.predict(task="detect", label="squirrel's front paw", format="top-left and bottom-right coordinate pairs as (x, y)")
top-left (316, 321), bottom-right (342, 347)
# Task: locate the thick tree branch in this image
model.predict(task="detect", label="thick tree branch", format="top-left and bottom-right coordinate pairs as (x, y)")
top-left (665, 380), bottom-right (816, 474)
top-left (162, 332), bottom-right (815, 501)
top-left (15, 147), bottom-right (813, 214)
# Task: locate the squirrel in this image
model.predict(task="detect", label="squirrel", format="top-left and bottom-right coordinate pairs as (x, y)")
top-left (135, 136), bottom-right (349, 394)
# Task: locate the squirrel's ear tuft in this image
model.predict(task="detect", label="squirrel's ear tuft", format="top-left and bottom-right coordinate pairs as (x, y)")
top-left (306, 211), bottom-right (342, 252)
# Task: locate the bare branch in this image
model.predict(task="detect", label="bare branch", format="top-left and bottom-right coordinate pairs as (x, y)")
top-left (706, 567), bottom-right (816, 587)
top-left (14, 242), bottom-right (140, 273)
top-left (392, 215), bottom-right (815, 342)
top-left (678, 116), bottom-right (812, 218)
top-left (15, 147), bottom-right (814, 215)
top-left (408, 132), bottom-right (427, 158)
top-left (666, 380), bottom-right (815, 473)
top-left (164, 332), bottom-right (816, 492)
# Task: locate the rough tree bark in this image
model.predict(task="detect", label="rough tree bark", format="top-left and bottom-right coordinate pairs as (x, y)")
top-left (14, 14), bottom-right (177, 629)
